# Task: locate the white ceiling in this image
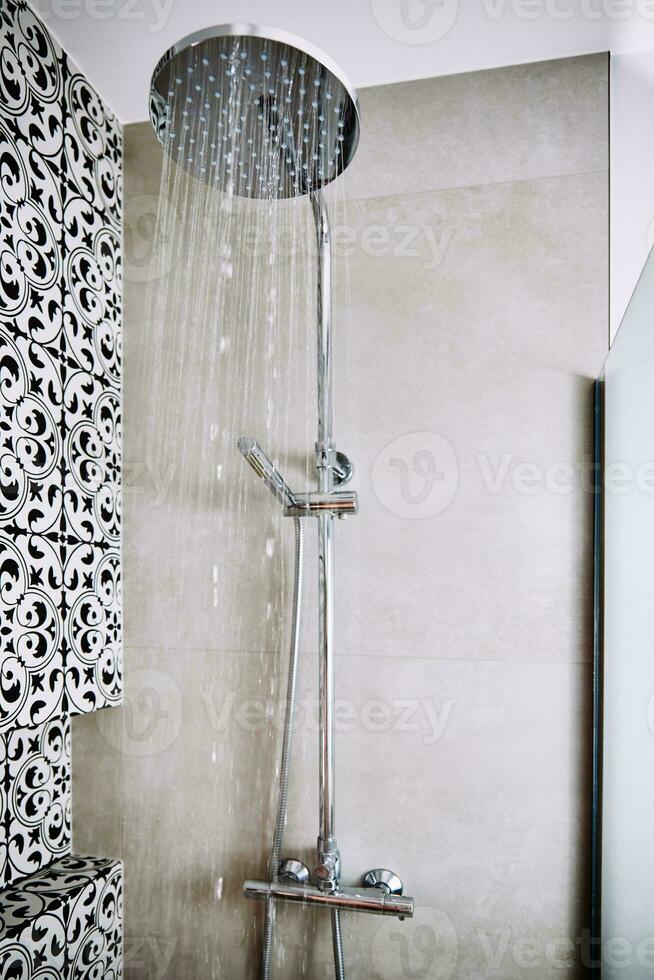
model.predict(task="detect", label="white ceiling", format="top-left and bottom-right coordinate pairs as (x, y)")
top-left (34, 0), bottom-right (654, 123)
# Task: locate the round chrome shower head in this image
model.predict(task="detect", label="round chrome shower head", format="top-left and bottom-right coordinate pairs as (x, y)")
top-left (149, 24), bottom-right (360, 199)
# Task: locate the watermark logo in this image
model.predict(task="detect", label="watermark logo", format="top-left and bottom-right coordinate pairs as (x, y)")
top-left (372, 432), bottom-right (459, 519)
top-left (371, 0), bottom-right (654, 46)
top-left (371, 0), bottom-right (460, 44)
top-left (97, 667), bottom-right (182, 756)
top-left (483, 0), bottom-right (654, 22)
top-left (201, 690), bottom-right (454, 746)
top-left (241, 221), bottom-right (453, 271)
top-left (372, 905), bottom-right (458, 979)
top-left (33, 0), bottom-right (176, 32)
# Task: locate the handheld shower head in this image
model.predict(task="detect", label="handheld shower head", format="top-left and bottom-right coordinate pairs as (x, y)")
top-left (149, 24), bottom-right (360, 199)
top-left (238, 437), bottom-right (296, 509)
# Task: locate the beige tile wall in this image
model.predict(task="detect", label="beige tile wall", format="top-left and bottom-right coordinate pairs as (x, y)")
top-left (73, 53), bottom-right (609, 979)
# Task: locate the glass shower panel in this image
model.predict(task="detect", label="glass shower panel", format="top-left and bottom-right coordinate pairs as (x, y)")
top-left (601, 247), bottom-right (654, 978)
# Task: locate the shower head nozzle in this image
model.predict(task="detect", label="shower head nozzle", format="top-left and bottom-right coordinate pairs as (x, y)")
top-left (149, 24), bottom-right (360, 200)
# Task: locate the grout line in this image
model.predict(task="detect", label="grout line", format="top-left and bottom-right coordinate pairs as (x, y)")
top-left (122, 644), bottom-right (593, 667)
top-left (338, 167), bottom-right (610, 209)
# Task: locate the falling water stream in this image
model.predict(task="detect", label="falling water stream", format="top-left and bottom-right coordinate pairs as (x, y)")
top-left (137, 33), bottom-right (355, 978)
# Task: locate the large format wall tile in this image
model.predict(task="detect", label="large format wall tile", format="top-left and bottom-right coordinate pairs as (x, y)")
top-left (343, 54), bottom-right (609, 201)
top-left (334, 174), bottom-right (607, 667)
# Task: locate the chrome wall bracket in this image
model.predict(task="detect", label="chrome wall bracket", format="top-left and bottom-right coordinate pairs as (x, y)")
top-left (315, 442), bottom-right (354, 487)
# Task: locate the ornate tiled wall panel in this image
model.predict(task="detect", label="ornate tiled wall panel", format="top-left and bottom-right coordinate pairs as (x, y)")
top-left (0, 0), bottom-right (123, 967)
top-left (61, 63), bottom-right (122, 718)
top-left (0, 854), bottom-right (123, 979)
top-left (0, 0), bottom-right (122, 736)
top-left (0, 2), bottom-right (66, 734)
top-left (1, 715), bottom-right (70, 889)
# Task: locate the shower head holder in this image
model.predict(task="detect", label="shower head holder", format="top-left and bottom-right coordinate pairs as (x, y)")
top-left (238, 437), bottom-right (358, 518)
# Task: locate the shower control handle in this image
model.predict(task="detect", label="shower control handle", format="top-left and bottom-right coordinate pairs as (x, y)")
top-left (363, 869), bottom-right (404, 896)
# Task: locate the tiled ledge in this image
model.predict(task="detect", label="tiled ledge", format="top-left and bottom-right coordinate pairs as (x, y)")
top-left (0, 855), bottom-right (122, 979)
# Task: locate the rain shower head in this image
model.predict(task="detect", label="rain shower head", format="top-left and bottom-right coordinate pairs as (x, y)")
top-left (149, 24), bottom-right (360, 199)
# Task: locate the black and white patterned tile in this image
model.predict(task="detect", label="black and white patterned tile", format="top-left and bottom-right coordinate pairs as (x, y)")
top-left (0, 0), bottom-right (122, 733)
top-left (1, 715), bottom-right (70, 888)
top-left (0, 1), bottom-right (66, 736)
top-left (0, 854), bottom-right (123, 979)
top-left (61, 157), bottom-right (122, 717)
top-left (0, 2), bottom-right (123, 965)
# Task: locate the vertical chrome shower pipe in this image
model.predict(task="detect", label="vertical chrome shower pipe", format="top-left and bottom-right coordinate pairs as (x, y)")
top-left (310, 190), bottom-right (340, 889)
top-left (311, 189), bottom-right (346, 980)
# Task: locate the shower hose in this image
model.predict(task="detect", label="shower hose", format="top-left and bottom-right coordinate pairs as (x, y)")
top-left (261, 517), bottom-right (346, 980)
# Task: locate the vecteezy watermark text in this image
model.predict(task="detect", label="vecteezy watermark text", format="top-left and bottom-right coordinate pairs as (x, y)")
top-left (371, 0), bottom-right (654, 47)
top-left (32, 0), bottom-right (176, 32)
top-left (241, 222), bottom-right (454, 271)
top-left (483, 0), bottom-right (654, 21)
top-left (202, 690), bottom-right (454, 746)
